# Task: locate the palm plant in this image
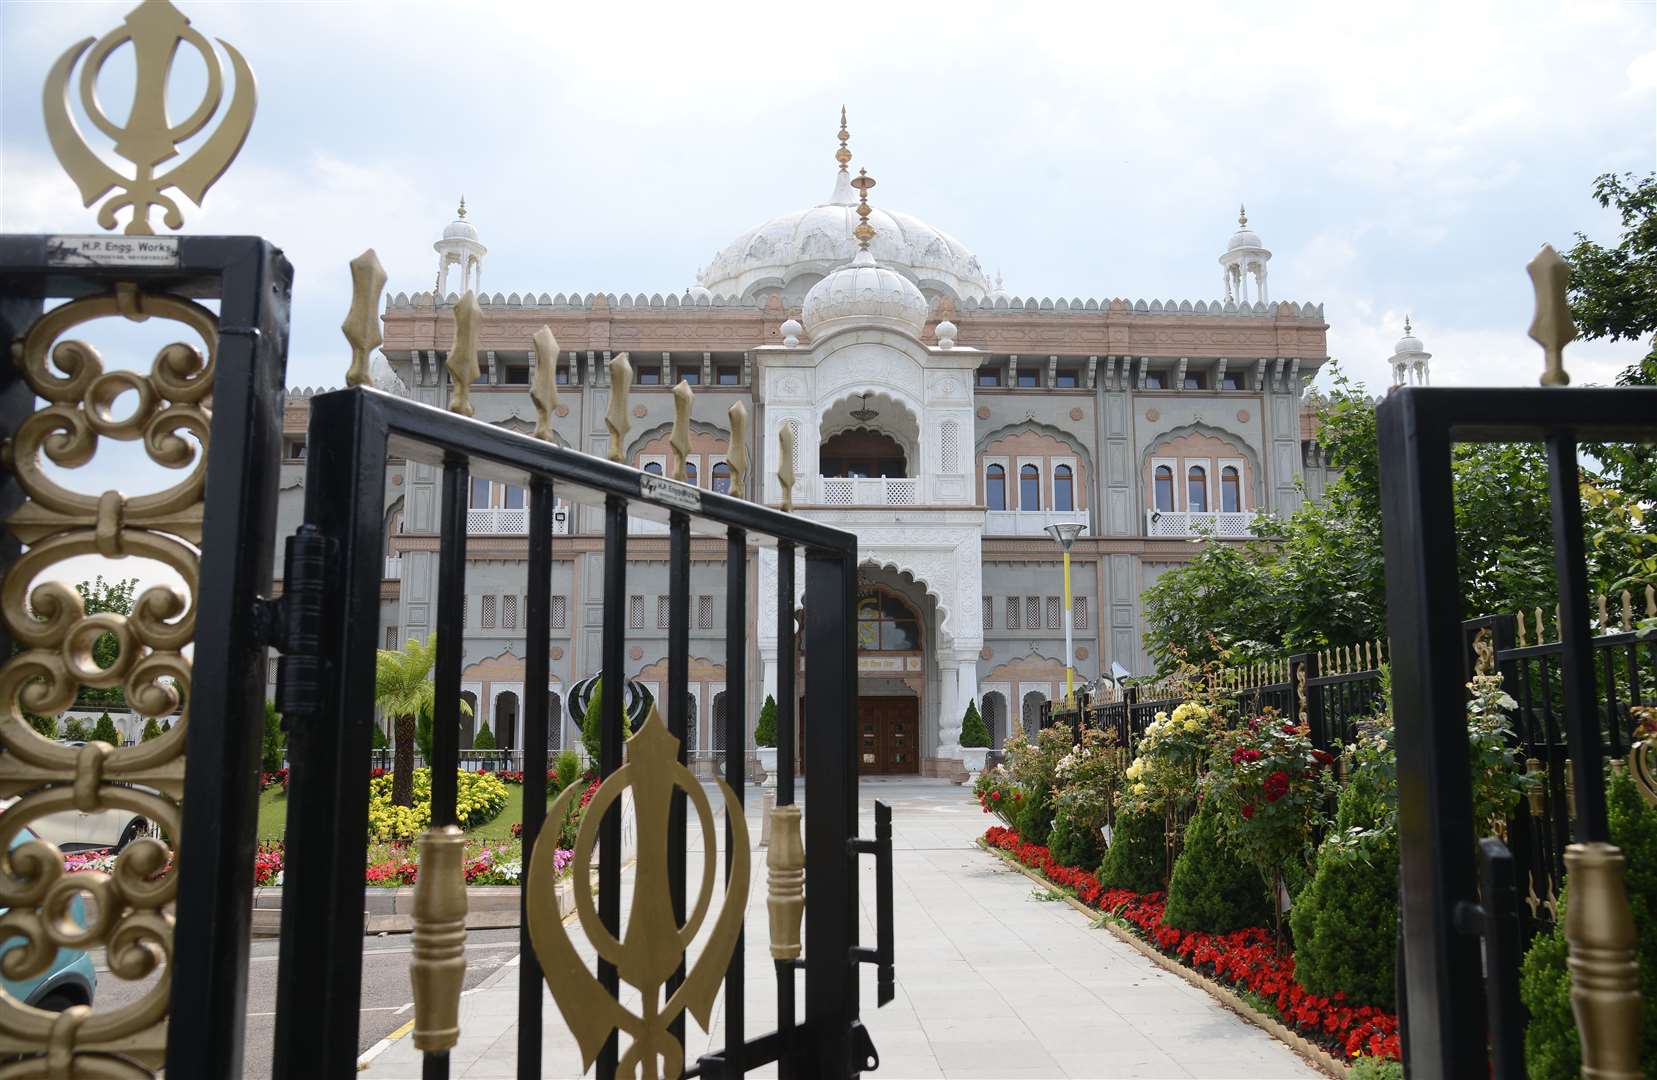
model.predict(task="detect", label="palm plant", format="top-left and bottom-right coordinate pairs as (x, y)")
top-left (375, 634), bottom-right (471, 807)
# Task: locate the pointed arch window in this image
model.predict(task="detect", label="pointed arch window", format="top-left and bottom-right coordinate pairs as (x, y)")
top-left (642, 461), bottom-right (664, 476)
top-left (1053, 464), bottom-right (1074, 512)
top-left (684, 460), bottom-right (698, 487)
top-left (1019, 464), bottom-right (1041, 510)
top-left (985, 464), bottom-right (1006, 511)
top-left (712, 461), bottom-right (732, 494)
top-left (1187, 466), bottom-right (1208, 512)
top-left (1154, 465), bottom-right (1174, 511)
top-left (1221, 466), bottom-right (1241, 513)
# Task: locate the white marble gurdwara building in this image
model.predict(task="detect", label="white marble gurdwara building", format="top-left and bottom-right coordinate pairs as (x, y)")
top-left (274, 117), bottom-right (1368, 779)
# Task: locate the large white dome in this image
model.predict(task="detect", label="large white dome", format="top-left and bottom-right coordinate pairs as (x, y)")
top-left (801, 249), bottom-right (929, 338)
top-left (698, 172), bottom-right (991, 303)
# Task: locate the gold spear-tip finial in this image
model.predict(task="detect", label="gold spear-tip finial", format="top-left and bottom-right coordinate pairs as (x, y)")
top-left (1238, 203), bottom-right (1248, 226)
top-left (1528, 244), bottom-right (1577, 386)
top-left (457, 195), bottom-right (467, 219)
top-left (1404, 315), bottom-right (1412, 335)
top-left (836, 106), bottom-right (852, 171)
top-left (852, 168), bottom-right (877, 250)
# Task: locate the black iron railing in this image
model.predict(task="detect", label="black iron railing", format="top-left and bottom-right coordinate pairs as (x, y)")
top-left (270, 386), bottom-right (884, 1080)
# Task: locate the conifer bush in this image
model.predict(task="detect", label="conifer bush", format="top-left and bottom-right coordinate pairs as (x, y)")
top-left (1047, 806), bottom-right (1101, 869)
top-left (754, 694), bottom-right (778, 747)
top-left (91, 712), bottom-right (120, 745)
top-left (1097, 804), bottom-right (1165, 894)
top-left (372, 723), bottom-right (389, 750)
top-left (63, 718), bottom-right (91, 742)
top-left (1014, 782), bottom-right (1055, 848)
top-left (473, 723), bottom-right (497, 750)
top-left (1164, 803), bottom-right (1270, 933)
top-left (142, 716), bottom-right (164, 743)
top-left (1289, 833), bottom-right (1398, 1009)
top-left (1521, 763), bottom-right (1657, 1079)
top-left (959, 701), bottom-right (989, 748)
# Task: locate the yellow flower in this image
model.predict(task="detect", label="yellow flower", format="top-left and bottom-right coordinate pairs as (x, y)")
top-left (1132, 782), bottom-right (1148, 796)
top-left (1184, 719), bottom-right (1200, 733)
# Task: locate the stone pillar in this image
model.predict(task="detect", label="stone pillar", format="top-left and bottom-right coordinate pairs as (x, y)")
top-left (935, 651), bottom-right (960, 761)
top-left (957, 657), bottom-right (979, 733)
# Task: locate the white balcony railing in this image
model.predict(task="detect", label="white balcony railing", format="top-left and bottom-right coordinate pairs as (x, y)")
top-left (1145, 509), bottom-right (1257, 538)
top-left (818, 476), bottom-right (920, 506)
top-left (467, 507), bottom-right (529, 534)
top-left (983, 509), bottom-right (1089, 537)
top-left (384, 555), bottom-right (402, 579)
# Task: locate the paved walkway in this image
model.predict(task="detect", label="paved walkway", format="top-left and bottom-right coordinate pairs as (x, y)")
top-left (360, 778), bottom-right (1321, 1079)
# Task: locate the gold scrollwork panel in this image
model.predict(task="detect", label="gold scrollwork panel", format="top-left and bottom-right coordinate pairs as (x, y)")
top-left (0, 287), bottom-right (209, 1074)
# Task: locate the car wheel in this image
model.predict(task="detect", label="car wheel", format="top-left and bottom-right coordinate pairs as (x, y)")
top-left (33, 989), bottom-right (87, 1012)
top-left (114, 818), bottom-right (147, 853)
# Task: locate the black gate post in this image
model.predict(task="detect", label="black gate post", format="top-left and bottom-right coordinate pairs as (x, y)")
top-left (803, 546), bottom-right (858, 1076)
top-left (1376, 392), bottom-right (1487, 1077)
top-left (272, 388), bottom-right (391, 1078)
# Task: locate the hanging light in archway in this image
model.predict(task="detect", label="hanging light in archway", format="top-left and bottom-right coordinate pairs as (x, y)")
top-left (849, 393), bottom-right (880, 423)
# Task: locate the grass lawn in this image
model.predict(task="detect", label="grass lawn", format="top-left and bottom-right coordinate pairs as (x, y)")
top-left (256, 781), bottom-right (558, 844)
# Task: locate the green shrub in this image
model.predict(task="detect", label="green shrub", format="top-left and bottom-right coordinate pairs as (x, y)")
top-left (91, 712), bottom-right (120, 745)
top-left (959, 701), bottom-right (989, 748)
top-left (260, 701), bottom-right (284, 768)
top-left (1047, 806), bottom-right (1101, 869)
top-left (1014, 782), bottom-right (1055, 848)
top-left (1348, 1057), bottom-right (1403, 1080)
top-left (142, 716), bottom-right (164, 743)
top-left (371, 723), bottom-right (389, 750)
top-left (63, 718), bottom-right (91, 742)
top-left (555, 748), bottom-right (583, 790)
top-left (1098, 805), bottom-right (1166, 894)
top-left (1164, 804), bottom-right (1270, 933)
top-left (473, 723), bottom-right (497, 750)
top-left (26, 713), bottom-right (57, 739)
top-left (754, 694), bottom-right (778, 747)
top-left (1521, 766), bottom-right (1657, 1079)
top-left (1290, 831), bottom-right (1398, 1010)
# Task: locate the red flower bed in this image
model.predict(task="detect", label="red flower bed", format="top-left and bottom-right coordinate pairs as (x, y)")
top-left (259, 769), bottom-right (288, 792)
top-left (983, 826), bottom-right (1400, 1062)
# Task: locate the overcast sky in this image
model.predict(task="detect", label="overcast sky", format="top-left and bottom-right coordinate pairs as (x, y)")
top-left (4, 0), bottom-right (1655, 399)
top-left (2, 0), bottom-right (1655, 600)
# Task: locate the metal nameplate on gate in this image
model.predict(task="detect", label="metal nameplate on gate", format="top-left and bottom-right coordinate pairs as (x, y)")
top-left (640, 473), bottom-right (701, 513)
top-left (47, 235), bottom-right (180, 268)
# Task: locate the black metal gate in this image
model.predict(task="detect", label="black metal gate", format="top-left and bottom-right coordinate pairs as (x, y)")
top-left (1376, 252), bottom-right (1656, 1078)
top-left (269, 382), bottom-right (891, 1079)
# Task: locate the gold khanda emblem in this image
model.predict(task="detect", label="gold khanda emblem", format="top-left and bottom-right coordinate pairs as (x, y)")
top-left (527, 707), bottom-right (749, 1077)
top-left (43, 0), bottom-right (256, 235)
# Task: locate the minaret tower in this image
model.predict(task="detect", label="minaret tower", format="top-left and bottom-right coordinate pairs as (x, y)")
top-left (434, 196), bottom-right (487, 298)
top-left (1389, 317), bottom-right (1431, 387)
top-left (1220, 204), bottom-right (1272, 304)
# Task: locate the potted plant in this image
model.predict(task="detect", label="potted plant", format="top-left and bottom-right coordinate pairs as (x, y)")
top-left (754, 694), bottom-right (779, 779)
top-left (959, 700), bottom-right (990, 779)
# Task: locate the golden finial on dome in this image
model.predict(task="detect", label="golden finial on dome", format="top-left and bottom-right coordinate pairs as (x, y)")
top-left (1404, 315), bottom-right (1412, 335)
top-left (1238, 203), bottom-right (1248, 226)
top-left (457, 195), bottom-right (467, 219)
top-left (851, 168), bottom-right (877, 249)
top-left (836, 106), bottom-right (852, 171)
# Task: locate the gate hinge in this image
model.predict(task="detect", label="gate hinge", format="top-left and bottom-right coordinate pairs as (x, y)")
top-left (273, 524), bottom-right (335, 717)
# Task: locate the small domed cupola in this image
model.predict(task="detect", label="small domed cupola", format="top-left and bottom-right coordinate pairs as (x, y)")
top-left (434, 196), bottom-right (486, 298)
top-left (801, 169), bottom-right (929, 339)
top-left (1219, 204), bottom-right (1271, 304)
top-left (1389, 316), bottom-right (1431, 387)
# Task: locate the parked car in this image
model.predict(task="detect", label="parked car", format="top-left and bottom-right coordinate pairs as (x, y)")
top-left (28, 744), bottom-right (158, 853)
top-left (0, 825), bottom-right (96, 1010)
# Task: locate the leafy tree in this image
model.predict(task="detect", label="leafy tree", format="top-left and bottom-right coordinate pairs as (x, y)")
top-left (753, 694), bottom-right (778, 747)
top-left (1567, 171), bottom-right (1657, 504)
top-left (959, 701), bottom-right (989, 748)
top-left (74, 576), bottom-right (137, 707)
top-left (63, 717), bottom-right (91, 741)
top-left (374, 634), bottom-right (470, 807)
top-left (473, 723), bottom-right (497, 750)
top-left (142, 716), bottom-right (164, 743)
top-left (26, 713), bottom-right (57, 739)
top-left (260, 701), bottom-right (285, 770)
top-left (91, 712), bottom-right (120, 745)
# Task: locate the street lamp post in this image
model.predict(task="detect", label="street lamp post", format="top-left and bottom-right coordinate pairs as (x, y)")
top-left (1044, 522), bottom-right (1087, 707)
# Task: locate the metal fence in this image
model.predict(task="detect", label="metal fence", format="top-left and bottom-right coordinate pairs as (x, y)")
top-left (1042, 595), bottom-right (1655, 946)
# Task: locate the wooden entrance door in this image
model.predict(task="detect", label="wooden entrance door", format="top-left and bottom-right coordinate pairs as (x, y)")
top-left (857, 698), bottom-right (920, 774)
